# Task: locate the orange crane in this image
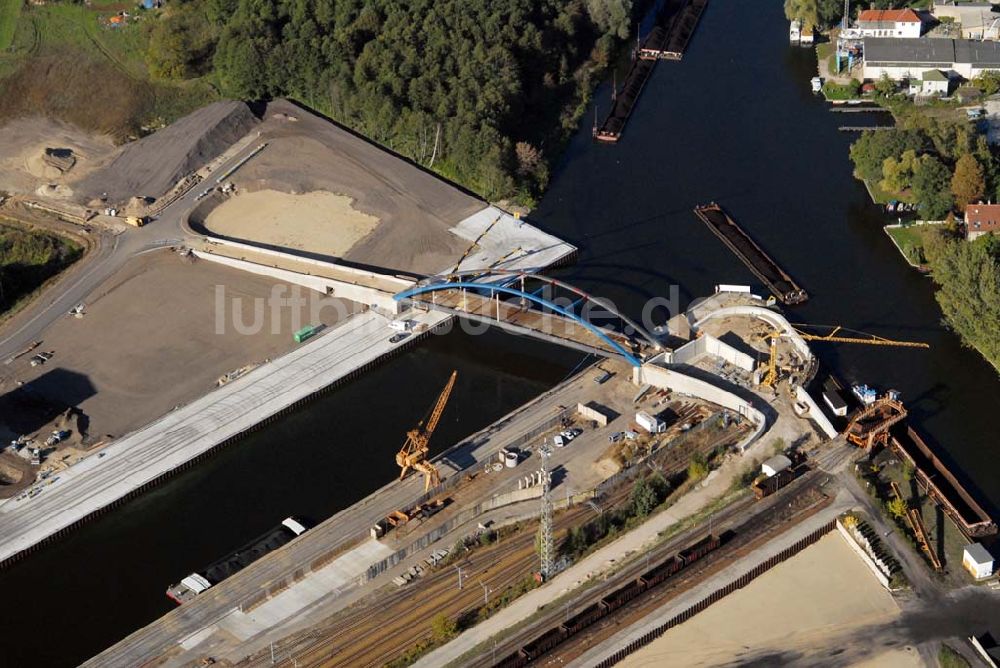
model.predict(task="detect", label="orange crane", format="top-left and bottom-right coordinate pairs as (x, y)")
top-left (759, 325), bottom-right (929, 388)
top-left (396, 370), bottom-right (457, 491)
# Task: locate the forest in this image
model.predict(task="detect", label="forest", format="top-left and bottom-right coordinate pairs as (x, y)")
top-left (0, 223), bottom-right (81, 316)
top-left (146, 0), bottom-right (637, 201)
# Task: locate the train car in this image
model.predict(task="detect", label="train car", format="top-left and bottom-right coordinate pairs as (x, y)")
top-left (560, 602), bottom-right (604, 636)
top-left (494, 651), bottom-right (528, 668)
top-left (678, 534), bottom-right (721, 565)
top-left (638, 555), bottom-right (684, 588)
top-left (598, 578), bottom-right (646, 612)
top-left (752, 468), bottom-right (796, 500)
top-left (520, 626), bottom-right (568, 660)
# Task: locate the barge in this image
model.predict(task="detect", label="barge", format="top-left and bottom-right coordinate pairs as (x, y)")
top-left (166, 517), bottom-right (308, 604)
top-left (693, 203), bottom-right (809, 305)
top-left (594, 0), bottom-right (708, 142)
top-left (889, 427), bottom-right (997, 538)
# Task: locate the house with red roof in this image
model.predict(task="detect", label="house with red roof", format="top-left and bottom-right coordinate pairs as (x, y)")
top-left (965, 203), bottom-right (1000, 240)
top-left (857, 9), bottom-right (924, 38)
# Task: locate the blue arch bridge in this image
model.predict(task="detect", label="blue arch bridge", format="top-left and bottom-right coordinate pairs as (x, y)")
top-left (393, 270), bottom-right (664, 367)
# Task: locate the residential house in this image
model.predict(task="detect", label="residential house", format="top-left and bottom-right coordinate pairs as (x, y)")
top-left (857, 9), bottom-right (924, 38)
top-left (921, 69), bottom-right (951, 95)
top-left (965, 203), bottom-right (1000, 240)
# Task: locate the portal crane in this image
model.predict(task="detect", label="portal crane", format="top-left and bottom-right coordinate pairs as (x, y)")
top-left (759, 324), bottom-right (929, 388)
top-left (396, 370), bottom-right (457, 491)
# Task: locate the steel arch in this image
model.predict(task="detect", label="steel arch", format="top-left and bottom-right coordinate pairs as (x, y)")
top-left (395, 281), bottom-right (643, 366)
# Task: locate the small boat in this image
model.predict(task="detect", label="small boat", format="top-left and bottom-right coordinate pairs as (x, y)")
top-left (852, 383), bottom-right (878, 406)
top-left (810, 77), bottom-right (823, 93)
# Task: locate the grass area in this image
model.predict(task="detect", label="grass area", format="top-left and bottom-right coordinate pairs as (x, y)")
top-left (0, 2), bottom-right (217, 138)
top-left (938, 644), bottom-right (971, 668)
top-left (0, 0), bottom-right (20, 51)
top-left (886, 223), bottom-right (944, 267)
top-left (0, 220), bottom-right (82, 318)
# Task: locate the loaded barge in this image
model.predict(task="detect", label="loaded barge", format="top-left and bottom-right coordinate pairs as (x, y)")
top-left (594, 0), bottom-right (708, 142)
top-left (693, 203), bottom-right (808, 305)
top-left (166, 517), bottom-right (308, 604)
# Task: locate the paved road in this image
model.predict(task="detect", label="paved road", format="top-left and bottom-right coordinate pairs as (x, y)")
top-left (0, 139), bottom-right (261, 363)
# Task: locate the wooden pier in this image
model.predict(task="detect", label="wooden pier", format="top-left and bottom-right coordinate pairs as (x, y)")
top-left (693, 203), bottom-right (808, 305)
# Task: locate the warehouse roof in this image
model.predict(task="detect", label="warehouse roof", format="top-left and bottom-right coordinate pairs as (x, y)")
top-left (864, 37), bottom-right (1000, 66)
top-left (964, 542), bottom-right (994, 565)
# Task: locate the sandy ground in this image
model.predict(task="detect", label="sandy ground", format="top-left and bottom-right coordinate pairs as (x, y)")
top-left (0, 249), bottom-right (359, 440)
top-left (619, 533), bottom-right (921, 668)
top-left (0, 117), bottom-right (116, 196)
top-left (203, 190), bottom-right (380, 257)
top-left (217, 99), bottom-right (482, 274)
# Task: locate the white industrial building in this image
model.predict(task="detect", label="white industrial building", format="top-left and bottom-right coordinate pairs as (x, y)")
top-left (963, 543), bottom-right (995, 580)
top-left (761, 454), bottom-right (792, 478)
top-left (856, 8), bottom-right (924, 38)
top-left (863, 37), bottom-right (1000, 81)
top-left (932, 2), bottom-right (1000, 41)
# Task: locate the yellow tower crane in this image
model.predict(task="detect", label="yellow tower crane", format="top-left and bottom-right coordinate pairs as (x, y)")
top-left (759, 324), bottom-right (930, 388)
top-left (396, 370), bottom-right (457, 491)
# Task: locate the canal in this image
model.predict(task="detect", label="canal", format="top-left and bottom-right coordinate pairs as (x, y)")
top-left (2, 1), bottom-right (999, 665)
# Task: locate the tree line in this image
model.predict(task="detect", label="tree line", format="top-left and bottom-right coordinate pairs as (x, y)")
top-left (144, 0), bottom-right (638, 201)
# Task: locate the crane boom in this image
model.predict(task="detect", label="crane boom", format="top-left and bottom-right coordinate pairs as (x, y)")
top-left (396, 370), bottom-right (457, 491)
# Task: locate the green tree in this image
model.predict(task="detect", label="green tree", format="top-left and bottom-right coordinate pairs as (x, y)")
top-left (887, 497), bottom-right (908, 520)
top-left (925, 231), bottom-right (1000, 367)
top-left (849, 129), bottom-right (926, 183)
top-left (951, 153), bottom-right (986, 211)
top-left (911, 155), bottom-right (953, 219)
top-left (973, 70), bottom-right (1000, 96)
top-left (430, 613), bottom-right (457, 642)
top-left (687, 454), bottom-right (709, 481)
top-left (902, 460), bottom-right (916, 481)
top-left (631, 477), bottom-right (658, 518)
top-left (585, 0), bottom-right (632, 39)
top-left (880, 148), bottom-right (919, 194)
top-left (873, 73), bottom-right (896, 98)
top-left (146, 6), bottom-right (218, 79)
top-left (783, 0), bottom-right (843, 30)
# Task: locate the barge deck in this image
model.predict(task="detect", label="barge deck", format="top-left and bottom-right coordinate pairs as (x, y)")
top-left (693, 203), bottom-right (808, 305)
top-left (594, 0), bottom-right (708, 142)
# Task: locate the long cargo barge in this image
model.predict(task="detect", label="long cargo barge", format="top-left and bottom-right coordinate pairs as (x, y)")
top-left (594, 0), bottom-right (700, 142)
top-left (645, 0), bottom-right (708, 60)
top-left (890, 427), bottom-right (996, 538)
top-left (166, 517), bottom-right (308, 604)
top-left (693, 203), bottom-right (808, 305)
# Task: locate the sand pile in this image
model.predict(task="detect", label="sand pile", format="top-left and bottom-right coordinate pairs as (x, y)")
top-left (0, 117), bottom-right (115, 194)
top-left (75, 101), bottom-right (259, 205)
top-left (203, 190), bottom-right (381, 256)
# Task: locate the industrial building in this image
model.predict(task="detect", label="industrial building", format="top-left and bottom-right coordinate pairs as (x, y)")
top-left (862, 37), bottom-right (1000, 80)
top-left (932, 2), bottom-right (1000, 41)
top-left (962, 542), bottom-right (995, 580)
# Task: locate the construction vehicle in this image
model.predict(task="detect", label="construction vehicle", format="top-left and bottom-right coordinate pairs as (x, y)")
top-left (758, 324), bottom-right (929, 388)
top-left (125, 215), bottom-right (148, 227)
top-left (396, 370), bottom-right (457, 491)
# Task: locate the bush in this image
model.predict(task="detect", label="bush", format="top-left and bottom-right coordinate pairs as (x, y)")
top-left (938, 644), bottom-right (971, 668)
top-left (822, 78), bottom-right (861, 101)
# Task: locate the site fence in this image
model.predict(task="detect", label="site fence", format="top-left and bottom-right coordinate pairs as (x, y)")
top-left (590, 520), bottom-right (835, 668)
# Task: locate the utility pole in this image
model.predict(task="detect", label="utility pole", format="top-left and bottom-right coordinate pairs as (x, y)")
top-left (539, 444), bottom-right (554, 580)
top-left (454, 565), bottom-right (463, 590)
top-left (479, 581), bottom-right (492, 606)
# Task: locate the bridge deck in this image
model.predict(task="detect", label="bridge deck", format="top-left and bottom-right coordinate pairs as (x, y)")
top-left (411, 291), bottom-right (645, 362)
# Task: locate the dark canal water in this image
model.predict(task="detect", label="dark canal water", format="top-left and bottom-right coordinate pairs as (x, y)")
top-left (2, 1), bottom-right (999, 665)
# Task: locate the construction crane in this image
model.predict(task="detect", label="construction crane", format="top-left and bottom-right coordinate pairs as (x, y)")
top-left (396, 370), bottom-right (457, 492)
top-left (448, 215), bottom-right (502, 278)
top-left (759, 325), bottom-right (929, 388)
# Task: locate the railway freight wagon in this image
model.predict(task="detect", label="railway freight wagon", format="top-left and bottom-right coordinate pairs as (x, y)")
top-left (492, 534), bottom-right (722, 668)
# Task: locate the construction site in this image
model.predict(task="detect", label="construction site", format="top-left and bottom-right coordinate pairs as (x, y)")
top-left (0, 80), bottom-right (998, 668)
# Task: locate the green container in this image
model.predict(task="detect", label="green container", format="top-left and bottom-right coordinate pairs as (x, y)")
top-left (294, 325), bottom-right (317, 343)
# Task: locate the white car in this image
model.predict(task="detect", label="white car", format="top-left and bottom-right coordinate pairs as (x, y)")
top-left (553, 435), bottom-right (565, 448)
